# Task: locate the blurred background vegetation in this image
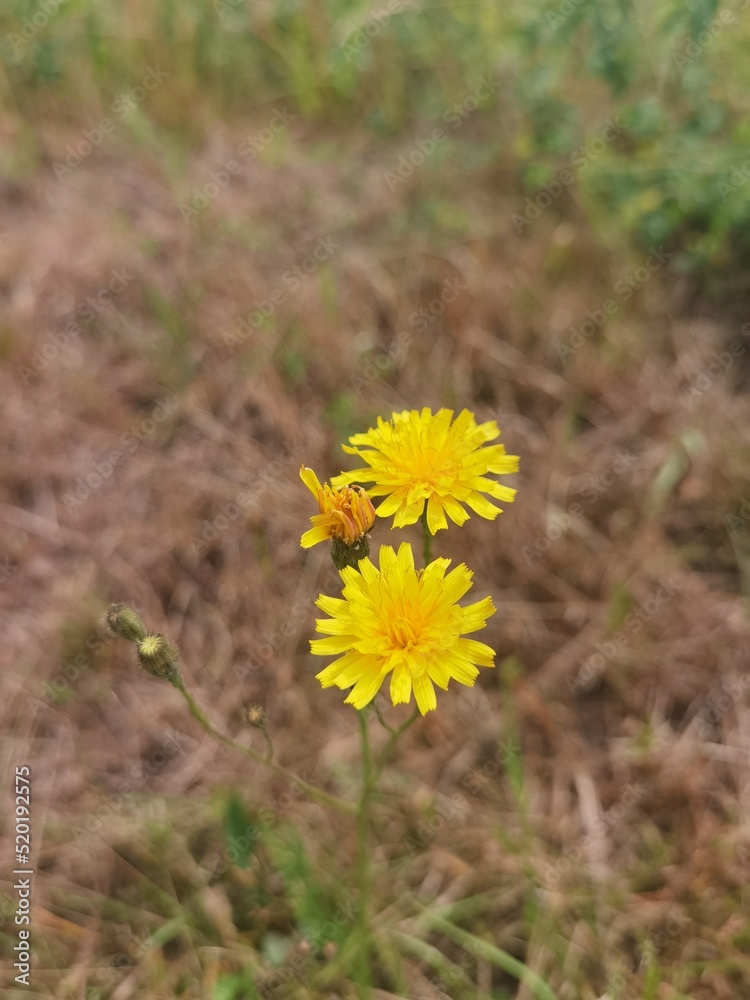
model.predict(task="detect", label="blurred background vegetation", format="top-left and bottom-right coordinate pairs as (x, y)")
top-left (4, 0), bottom-right (750, 289)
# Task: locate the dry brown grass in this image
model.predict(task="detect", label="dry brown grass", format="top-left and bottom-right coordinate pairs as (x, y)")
top-left (1, 112), bottom-right (750, 999)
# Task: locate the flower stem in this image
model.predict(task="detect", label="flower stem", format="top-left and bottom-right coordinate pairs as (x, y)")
top-left (421, 507), bottom-right (432, 565)
top-left (171, 676), bottom-right (354, 814)
top-left (374, 705), bottom-right (420, 780)
top-left (355, 709), bottom-right (375, 996)
top-left (372, 699), bottom-right (396, 736)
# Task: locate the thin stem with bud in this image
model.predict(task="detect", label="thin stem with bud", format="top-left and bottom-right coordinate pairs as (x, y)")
top-left (171, 676), bottom-right (353, 814)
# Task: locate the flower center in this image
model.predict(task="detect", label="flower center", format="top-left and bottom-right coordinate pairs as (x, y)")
top-left (391, 616), bottom-right (419, 649)
top-left (399, 440), bottom-right (461, 490)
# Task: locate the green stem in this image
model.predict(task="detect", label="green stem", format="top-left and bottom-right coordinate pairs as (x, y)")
top-left (420, 507), bottom-right (432, 565)
top-left (374, 706), bottom-right (420, 780)
top-left (172, 677), bottom-right (354, 815)
top-left (372, 699), bottom-right (396, 736)
top-left (260, 728), bottom-right (275, 761)
top-left (355, 710), bottom-right (375, 997)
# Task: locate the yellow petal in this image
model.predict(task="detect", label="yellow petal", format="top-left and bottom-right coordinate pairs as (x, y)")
top-left (426, 495), bottom-right (448, 534)
top-left (390, 663), bottom-right (412, 705)
top-left (396, 542), bottom-right (415, 574)
top-left (300, 466), bottom-right (323, 497)
top-left (413, 673), bottom-right (437, 714)
top-left (315, 594), bottom-right (347, 616)
top-left (455, 637), bottom-right (496, 667)
top-left (464, 492), bottom-right (503, 520)
top-left (301, 526), bottom-right (330, 548)
top-left (440, 495), bottom-right (470, 526)
top-left (443, 653), bottom-right (480, 685)
top-left (392, 496), bottom-right (425, 527)
top-left (311, 635), bottom-right (358, 656)
top-left (345, 671), bottom-right (386, 710)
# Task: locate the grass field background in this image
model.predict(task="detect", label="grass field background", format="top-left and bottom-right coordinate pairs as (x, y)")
top-left (1, 1), bottom-right (750, 998)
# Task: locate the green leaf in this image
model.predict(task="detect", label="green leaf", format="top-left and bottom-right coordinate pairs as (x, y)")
top-left (223, 793), bottom-right (258, 870)
top-left (213, 970), bottom-right (260, 1000)
top-left (415, 911), bottom-right (558, 1000)
top-left (606, 581), bottom-right (634, 633)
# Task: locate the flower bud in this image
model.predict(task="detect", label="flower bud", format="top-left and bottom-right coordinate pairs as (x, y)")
top-left (106, 603), bottom-right (147, 643)
top-left (137, 633), bottom-right (180, 682)
top-left (246, 704), bottom-right (268, 730)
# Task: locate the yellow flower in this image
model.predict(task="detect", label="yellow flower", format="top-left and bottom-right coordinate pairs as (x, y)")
top-left (331, 408), bottom-right (519, 533)
top-left (311, 542), bottom-right (496, 714)
top-left (300, 466), bottom-right (376, 549)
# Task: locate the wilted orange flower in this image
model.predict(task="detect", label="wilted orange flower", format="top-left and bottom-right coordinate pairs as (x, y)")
top-left (300, 466), bottom-right (376, 549)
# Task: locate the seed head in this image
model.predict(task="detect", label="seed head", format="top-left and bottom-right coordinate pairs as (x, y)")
top-left (246, 704), bottom-right (268, 730)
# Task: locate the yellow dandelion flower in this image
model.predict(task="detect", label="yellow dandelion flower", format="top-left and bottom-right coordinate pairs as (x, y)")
top-left (331, 408), bottom-right (519, 534)
top-left (311, 542), bottom-right (496, 715)
top-left (300, 466), bottom-right (376, 549)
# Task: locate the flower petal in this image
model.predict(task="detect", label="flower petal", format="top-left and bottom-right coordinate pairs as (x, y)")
top-left (390, 662), bottom-right (412, 705)
top-left (301, 526), bottom-right (332, 548)
top-left (463, 492), bottom-right (503, 520)
top-left (345, 671), bottom-right (386, 710)
top-left (426, 494), bottom-right (448, 534)
top-left (413, 673), bottom-right (437, 715)
top-left (299, 465), bottom-right (323, 496)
